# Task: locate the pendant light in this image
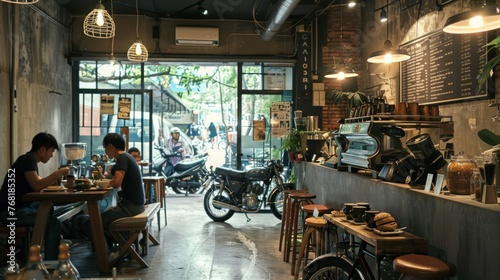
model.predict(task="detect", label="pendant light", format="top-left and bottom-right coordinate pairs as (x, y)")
top-left (367, 0), bottom-right (410, 64)
top-left (83, 0), bottom-right (115, 39)
top-left (443, 0), bottom-right (500, 34)
top-left (127, 0), bottom-right (148, 62)
top-left (325, 4), bottom-right (358, 80)
top-left (1, 0), bottom-right (39, 4)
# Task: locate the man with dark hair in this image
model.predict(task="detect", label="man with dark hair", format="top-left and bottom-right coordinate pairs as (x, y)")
top-left (80, 133), bottom-right (146, 256)
top-left (128, 147), bottom-right (141, 163)
top-left (0, 132), bottom-right (70, 260)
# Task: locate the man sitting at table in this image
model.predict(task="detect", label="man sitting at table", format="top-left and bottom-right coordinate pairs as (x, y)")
top-left (0, 132), bottom-right (70, 260)
top-left (77, 133), bottom-right (146, 255)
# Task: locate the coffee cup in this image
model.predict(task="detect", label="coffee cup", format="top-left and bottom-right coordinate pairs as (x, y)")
top-left (363, 210), bottom-right (380, 228)
top-left (342, 203), bottom-right (357, 220)
top-left (351, 206), bottom-right (366, 223)
top-left (356, 202), bottom-right (370, 211)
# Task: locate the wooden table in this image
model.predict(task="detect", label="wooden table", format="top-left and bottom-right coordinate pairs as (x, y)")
top-left (24, 189), bottom-right (116, 274)
top-left (142, 176), bottom-right (167, 227)
top-left (323, 214), bottom-right (427, 280)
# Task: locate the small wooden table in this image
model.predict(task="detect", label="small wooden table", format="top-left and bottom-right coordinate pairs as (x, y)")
top-left (142, 176), bottom-right (167, 227)
top-left (24, 189), bottom-right (116, 274)
top-left (323, 214), bottom-right (427, 280)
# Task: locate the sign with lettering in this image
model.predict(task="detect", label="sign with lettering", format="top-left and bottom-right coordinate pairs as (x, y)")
top-left (295, 32), bottom-right (312, 99)
top-left (400, 30), bottom-right (491, 105)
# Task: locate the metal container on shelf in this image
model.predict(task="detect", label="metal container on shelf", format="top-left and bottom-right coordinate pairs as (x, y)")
top-left (307, 116), bottom-right (318, 131)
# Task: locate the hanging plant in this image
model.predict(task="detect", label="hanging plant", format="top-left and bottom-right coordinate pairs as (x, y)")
top-left (478, 36), bottom-right (500, 92)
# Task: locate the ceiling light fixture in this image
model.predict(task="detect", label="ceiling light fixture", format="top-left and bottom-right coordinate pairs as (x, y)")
top-left (127, 0), bottom-right (148, 62)
top-left (380, 9), bottom-right (388, 22)
top-left (443, 0), bottom-right (500, 34)
top-left (325, 5), bottom-right (358, 80)
top-left (348, 1), bottom-right (356, 8)
top-left (1, 0), bottom-right (39, 4)
top-left (198, 3), bottom-right (208, 16)
top-left (368, 0), bottom-right (411, 64)
top-left (83, 0), bottom-right (115, 39)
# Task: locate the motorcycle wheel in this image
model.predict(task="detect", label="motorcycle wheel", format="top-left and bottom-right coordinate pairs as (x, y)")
top-left (269, 186), bottom-right (284, 220)
top-left (303, 255), bottom-right (363, 280)
top-left (203, 185), bottom-right (235, 222)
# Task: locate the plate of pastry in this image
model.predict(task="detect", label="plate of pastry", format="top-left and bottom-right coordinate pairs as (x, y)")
top-left (43, 186), bottom-right (67, 192)
top-left (373, 229), bottom-right (404, 236)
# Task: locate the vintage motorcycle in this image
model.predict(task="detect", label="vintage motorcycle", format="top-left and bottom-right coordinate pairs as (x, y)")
top-left (151, 144), bottom-right (208, 195)
top-left (203, 159), bottom-right (287, 222)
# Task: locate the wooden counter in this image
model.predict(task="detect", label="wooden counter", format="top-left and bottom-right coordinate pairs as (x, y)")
top-left (296, 162), bottom-right (500, 280)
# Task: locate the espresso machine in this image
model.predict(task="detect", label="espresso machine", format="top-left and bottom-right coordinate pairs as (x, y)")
top-left (336, 114), bottom-right (454, 174)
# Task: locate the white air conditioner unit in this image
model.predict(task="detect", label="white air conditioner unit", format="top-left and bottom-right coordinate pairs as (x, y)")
top-left (175, 26), bottom-right (219, 46)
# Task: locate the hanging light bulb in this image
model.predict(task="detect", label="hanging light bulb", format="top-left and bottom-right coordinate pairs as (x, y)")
top-left (127, 0), bottom-right (148, 62)
top-left (83, 1), bottom-right (115, 38)
top-left (96, 10), bottom-right (105, 26)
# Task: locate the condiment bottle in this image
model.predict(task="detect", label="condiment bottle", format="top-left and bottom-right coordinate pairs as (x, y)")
top-left (19, 245), bottom-right (51, 280)
top-left (470, 168), bottom-right (482, 201)
top-left (52, 243), bottom-right (80, 280)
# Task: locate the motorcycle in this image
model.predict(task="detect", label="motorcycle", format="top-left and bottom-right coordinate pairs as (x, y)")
top-left (203, 159), bottom-right (287, 222)
top-left (151, 144), bottom-right (208, 195)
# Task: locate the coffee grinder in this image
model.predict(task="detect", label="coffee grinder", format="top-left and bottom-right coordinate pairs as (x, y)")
top-left (61, 143), bottom-right (87, 178)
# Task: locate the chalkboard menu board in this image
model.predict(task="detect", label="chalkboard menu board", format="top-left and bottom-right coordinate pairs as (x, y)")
top-left (400, 30), bottom-right (490, 105)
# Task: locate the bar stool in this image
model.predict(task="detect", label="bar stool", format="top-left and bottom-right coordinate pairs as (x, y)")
top-left (393, 254), bottom-right (456, 279)
top-left (284, 192), bottom-right (316, 275)
top-left (142, 176), bottom-right (167, 228)
top-left (294, 216), bottom-right (328, 280)
top-left (279, 189), bottom-right (307, 252)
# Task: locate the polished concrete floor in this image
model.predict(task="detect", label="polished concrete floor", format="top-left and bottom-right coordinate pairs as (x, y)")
top-left (71, 192), bottom-right (297, 280)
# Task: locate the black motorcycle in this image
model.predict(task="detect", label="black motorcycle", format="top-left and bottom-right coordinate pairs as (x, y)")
top-left (203, 160), bottom-right (286, 222)
top-left (151, 144), bottom-right (208, 195)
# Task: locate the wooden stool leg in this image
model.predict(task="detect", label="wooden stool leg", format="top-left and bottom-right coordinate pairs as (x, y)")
top-left (294, 227), bottom-right (314, 280)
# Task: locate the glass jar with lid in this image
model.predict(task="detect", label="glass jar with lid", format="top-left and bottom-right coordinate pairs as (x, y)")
top-left (470, 168), bottom-right (482, 200)
top-left (447, 154), bottom-right (476, 195)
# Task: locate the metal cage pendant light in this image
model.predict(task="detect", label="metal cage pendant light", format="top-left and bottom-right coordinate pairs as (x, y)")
top-left (367, 0), bottom-right (410, 64)
top-left (325, 4), bottom-right (358, 79)
top-left (443, 0), bottom-right (500, 34)
top-left (127, 0), bottom-right (148, 62)
top-left (83, 0), bottom-right (115, 39)
top-left (1, 0), bottom-right (39, 4)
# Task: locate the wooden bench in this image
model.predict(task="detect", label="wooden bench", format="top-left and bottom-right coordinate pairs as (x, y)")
top-left (108, 202), bottom-right (161, 268)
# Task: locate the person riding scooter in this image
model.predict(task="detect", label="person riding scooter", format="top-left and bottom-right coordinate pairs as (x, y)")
top-left (163, 127), bottom-right (189, 176)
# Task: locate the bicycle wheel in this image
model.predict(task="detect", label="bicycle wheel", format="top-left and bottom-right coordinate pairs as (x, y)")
top-left (304, 255), bottom-right (363, 280)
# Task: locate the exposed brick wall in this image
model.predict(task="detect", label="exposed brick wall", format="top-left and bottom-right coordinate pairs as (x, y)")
top-left (321, 5), bottom-right (362, 131)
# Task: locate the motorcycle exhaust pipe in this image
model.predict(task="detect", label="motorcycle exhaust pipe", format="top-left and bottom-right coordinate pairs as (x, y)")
top-left (212, 200), bottom-right (241, 212)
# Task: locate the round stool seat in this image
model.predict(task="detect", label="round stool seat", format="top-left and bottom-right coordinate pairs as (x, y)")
top-left (289, 192), bottom-right (317, 200)
top-left (305, 217), bottom-right (327, 227)
top-left (301, 204), bottom-right (333, 214)
top-left (393, 254), bottom-right (456, 279)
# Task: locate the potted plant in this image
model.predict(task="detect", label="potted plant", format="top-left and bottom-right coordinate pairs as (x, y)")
top-left (283, 128), bottom-right (303, 163)
top-left (326, 89), bottom-right (368, 118)
top-left (478, 36), bottom-right (500, 91)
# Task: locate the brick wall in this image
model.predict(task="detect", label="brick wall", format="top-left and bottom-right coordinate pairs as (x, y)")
top-left (321, 5), bottom-right (362, 131)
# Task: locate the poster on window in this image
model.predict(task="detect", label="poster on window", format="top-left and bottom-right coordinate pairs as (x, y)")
top-left (271, 101), bottom-right (290, 138)
top-left (253, 120), bottom-right (266, 141)
top-left (118, 97), bottom-right (131, 119)
top-left (100, 95), bottom-right (114, 115)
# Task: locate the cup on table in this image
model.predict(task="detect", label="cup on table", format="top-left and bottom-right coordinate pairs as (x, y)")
top-left (356, 202), bottom-right (370, 211)
top-left (342, 203), bottom-right (357, 220)
top-left (363, 210), bottom-right (380, 229)
top-left (350, 206), bottom-right (367, 223)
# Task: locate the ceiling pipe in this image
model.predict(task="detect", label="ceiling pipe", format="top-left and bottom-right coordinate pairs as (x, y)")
top-left (261, 0), bottom-right (301, 41)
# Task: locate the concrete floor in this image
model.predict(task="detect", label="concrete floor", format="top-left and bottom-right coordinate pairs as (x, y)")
top-left (71, 192), bottom-right (297, 280)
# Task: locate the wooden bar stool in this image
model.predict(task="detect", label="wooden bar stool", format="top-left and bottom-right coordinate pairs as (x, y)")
top-left (284, 192), bottom-right (316, 275)
top-left (294, 217), bottom-right (328, 280)
top-left (142, 176), bottom-right (167, 228)
top-left (393, 254), bottom-right (456, 279)
top-left (279, 189), bottom-right (307, 252)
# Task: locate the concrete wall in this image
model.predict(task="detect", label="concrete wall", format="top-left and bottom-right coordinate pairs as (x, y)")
top-left (0, 1), bottom-right (72, 180)
top-left (298, 162), bottom-right (500, 280)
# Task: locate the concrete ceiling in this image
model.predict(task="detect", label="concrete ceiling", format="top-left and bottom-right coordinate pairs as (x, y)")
top-left (56, 0), bottom-right (346, 22)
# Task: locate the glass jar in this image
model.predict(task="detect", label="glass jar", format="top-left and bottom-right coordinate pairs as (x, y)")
top-left (470, 168), bottom-right (482, 201)
top-left (447, 155), bottom-right (476, 195)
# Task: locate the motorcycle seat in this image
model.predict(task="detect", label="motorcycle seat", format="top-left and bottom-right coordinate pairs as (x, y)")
top-left (215, 167), bottom-right (246, 180)
top-left (175, 158), bottom-right (205, 172)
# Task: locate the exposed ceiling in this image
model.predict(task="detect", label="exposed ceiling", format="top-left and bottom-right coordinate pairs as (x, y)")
top-left (56, 0), bottom-right (346, 23)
